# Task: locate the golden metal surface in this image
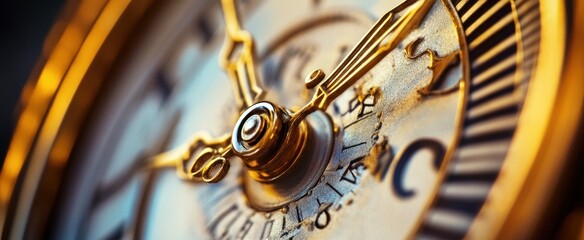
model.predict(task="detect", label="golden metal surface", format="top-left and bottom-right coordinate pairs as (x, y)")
top-left (147, 0), bottom-right (272, 183)
top-left (292, 0), bottom-right (435, 122)
top-left (149, 0), bottom-right (440, 185)
top-left (149, 133), bottom-right (232, 183)
top-left (0, 0), bottom-right (154, 237)
top-left (2, 0), bottom-right (581, 238)
top-left (219, 0), bottom-right (265, 109)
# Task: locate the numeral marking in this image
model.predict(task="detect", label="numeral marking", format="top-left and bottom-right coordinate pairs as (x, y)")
top-left (295, 205), bottom-right (304, 223)
top-left (208, 204), bottom-right (241, 238)
top-left (392, 139), bottom-right (445, 198)
top-left (340, 157), bottom-right (365, 184)
top-left (341, 141), bottom-right (367, 151)
top-left (261, 220), bottom-right (274, 239)
top-left (325, 182), bottom-right (343, 197)
top-left (237, 216), bottom-right (253, 239)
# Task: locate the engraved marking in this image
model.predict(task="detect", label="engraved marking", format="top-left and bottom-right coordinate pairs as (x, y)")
top-left (343, 113), bottom-right (374, 129)
top-left (454, 0), bottom-right (467, 11)
top-left (472, 56), bottom-right (516, 86)
top-left (261, 220), bottom-right (274, 239)
top-left (340, 157), bottom-right (365, 184)
top-left (281, 216), bottom-right (286, 231)
top-left (472, 35), bottom-right (516, 69)
top-left (208, 204), bottom-right (240, 238)
top-left (341, 141), bottom-right (367, 151)
top-left (392, 139), bottom-right (445, 198)
top-left (314, 203), bottom-right (333, 229)
top-left (405, 38), bottom-right (461, 96)
top-left (295, 205), bottom-right (303, 223)
top-left (341, 81), bottom-right (378, 118)
top-left (326, 182), bottom-right (343, 197)
top-left (237, 216), bottom-right (253, 239)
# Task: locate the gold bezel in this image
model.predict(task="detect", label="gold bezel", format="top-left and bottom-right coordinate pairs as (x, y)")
top-left (467, 0), bottom-right (583, 238)
top-left (0, 0), bottom-right (154, 237)
top-left (1, 0), bottom-right (581, 238)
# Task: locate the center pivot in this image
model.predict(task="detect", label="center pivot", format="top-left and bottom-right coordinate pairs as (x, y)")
top-left (232, 102), bottom-right (334, 210)
top-left (232, 102), bottom-right (308, 182)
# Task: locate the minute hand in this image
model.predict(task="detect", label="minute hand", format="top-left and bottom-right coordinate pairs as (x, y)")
top-left (220, 0), bottom-right (265, 109)
top-left (293, 0), bottom-right (434, 121)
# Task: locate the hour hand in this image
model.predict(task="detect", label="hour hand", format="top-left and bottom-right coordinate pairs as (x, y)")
top-left (220, 0), bottom-right (265, 110)
top-left (149, 133), bottom-right (232, 183)
top-left (293, 0), bottom-right (434, 121)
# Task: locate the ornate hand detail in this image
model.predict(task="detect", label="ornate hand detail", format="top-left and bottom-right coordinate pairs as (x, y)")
top-left (148, 0), bottom-right (266, 183)
top-left (292, 0), bottom-right (434, 123)
top-left (149, 0), bottom-right (435, 184)
top-left (149, 133), bottom-right (232, 183)
top-left (220, 0), bottom-right (265, 110)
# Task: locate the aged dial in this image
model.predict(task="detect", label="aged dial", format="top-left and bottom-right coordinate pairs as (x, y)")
top-left (2, 0), bottom-right (582, 239)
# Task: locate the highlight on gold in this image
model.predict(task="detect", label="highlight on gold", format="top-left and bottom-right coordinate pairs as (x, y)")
top-left (1, 0), bottom-right (582, 239)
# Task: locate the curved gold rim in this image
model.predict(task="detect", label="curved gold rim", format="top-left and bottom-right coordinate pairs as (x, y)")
top-left (1, 0), bottom-right (581, 238)
top-left (467, 0), bottom-right (584, 238)
top-left (407, 0), bottom-right (471, 238)
top-left (0, 0), bottom-right (153, 237)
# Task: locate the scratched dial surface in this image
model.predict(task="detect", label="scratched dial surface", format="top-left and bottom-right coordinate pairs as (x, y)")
top-left (50, 0), bottom-right (541, 239)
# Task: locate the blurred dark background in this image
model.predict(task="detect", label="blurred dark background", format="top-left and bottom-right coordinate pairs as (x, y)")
top-left (0, 0), bottom-right (66, 168)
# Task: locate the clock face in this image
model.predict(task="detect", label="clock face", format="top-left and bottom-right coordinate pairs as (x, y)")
top-left (2, 0), bottom-right (580, 239)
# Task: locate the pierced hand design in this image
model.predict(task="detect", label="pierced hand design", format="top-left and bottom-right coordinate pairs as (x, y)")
top-left (148, 0), bottom-right (265, 183)
top-left (220, 0), bottom-right (265, 110)
top-left (148, 0), bottom-right (435, 184)
top-left (292, 0), bottom-right (434, 123)
top-left (149, 133), bottom-right (233, 183)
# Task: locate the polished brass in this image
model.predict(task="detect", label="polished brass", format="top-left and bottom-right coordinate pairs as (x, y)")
top-left (148, 0), bottom-right (276, 183)
top-left (149, 133), bottom-right (233, 183)
top-left (219, 0), bottom-right (265, 109)
top-left (243, 110), bottom-right (334, 210)
top-left (231, 102), bottom-right (309, 182)
top-left (404, 37), bottom-right (461, 96)
top-left (304, 69), bottom-right (326, 89)
top-left (240, 114), bottom-right (264, 142)
top-left (291, 0), bottom-right (435, 123)
top-left (149, 0), bottom-right (438, 185)
top-left (3, 0), bottom-right (581, 238)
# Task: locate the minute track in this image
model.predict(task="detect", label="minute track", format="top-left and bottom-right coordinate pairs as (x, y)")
top-left (3, 0), bottom-right (572, 239)
top-left (412, 0), bottom-right (541, 238)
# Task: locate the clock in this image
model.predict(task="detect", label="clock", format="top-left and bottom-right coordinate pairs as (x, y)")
top-left (2, 0), bottom-right (583, 239)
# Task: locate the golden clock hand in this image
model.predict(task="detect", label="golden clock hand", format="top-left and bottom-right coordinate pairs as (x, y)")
top-left (149, 133), bottom-right (232, 183)
top-left (292, 0), bottom-right (434, 122)
top-left (220, 0), bottom-right (265, 109)
top-left (148, 0), bottom-right (267, 183)
top-left (149, 0), bottom-right (433, 184)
